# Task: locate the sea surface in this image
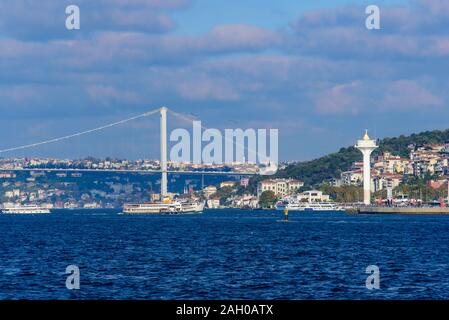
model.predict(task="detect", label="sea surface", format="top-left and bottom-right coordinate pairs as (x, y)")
top-left (1, 209), bottom-right (449, 300)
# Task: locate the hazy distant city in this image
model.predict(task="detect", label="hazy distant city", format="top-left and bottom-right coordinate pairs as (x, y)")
top-left (0, 157), bottom-right (261, 173)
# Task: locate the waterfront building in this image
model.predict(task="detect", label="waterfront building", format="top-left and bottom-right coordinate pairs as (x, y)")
top-left (207, 197), bottom-right (220, 209)
top-left (257, 178), bottom-right (303, 198)
top-left (230, 194), bottom-right (259, 208)
top-left (297, 190), bottom-right (330, 202)
top-left (83, 202), bottom-right (101, 209)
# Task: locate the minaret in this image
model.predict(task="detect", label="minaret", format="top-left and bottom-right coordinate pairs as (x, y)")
top-left (160, 107), bottom-right (168, 197)
top-left (355, 130), bottom-right (378, 205)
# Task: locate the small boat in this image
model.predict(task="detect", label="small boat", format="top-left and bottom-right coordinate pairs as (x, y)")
top-left (1, 204), bottom-right (51, 214)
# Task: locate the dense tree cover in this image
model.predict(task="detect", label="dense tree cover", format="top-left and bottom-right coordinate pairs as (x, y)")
top-left (275, 146), bottom-right (361, 187)
top-left (320, 185), bottom-right (364, 203)
top-left (273, 129), bottom-right (449, 187)
top-left (259, 190), bottom-right (277, 208)
top-left (214, 186), bottom-right (235, 206)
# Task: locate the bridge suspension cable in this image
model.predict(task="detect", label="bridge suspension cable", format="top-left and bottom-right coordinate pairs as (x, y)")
top-left (168, 109), bottom-right (273, 164)
top-left (0, 108), bottom-right (161, 154)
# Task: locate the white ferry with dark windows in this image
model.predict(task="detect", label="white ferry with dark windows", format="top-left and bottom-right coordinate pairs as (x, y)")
top-left (1, 204), bottom-right (51, 214)
top-left (275, 197), bottom-right (343, 212)
top-left (123, 197), bottom-right (204, 214)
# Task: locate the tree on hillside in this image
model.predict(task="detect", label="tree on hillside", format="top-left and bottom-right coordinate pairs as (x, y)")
top-left (275, 146), bottom-right (361, 187)
top-left (215, 186), bottom-right (235, 206)
top-left (320, 185), bottom-right (363, 203)
top-left (259, 190), bottom-right (277, 209)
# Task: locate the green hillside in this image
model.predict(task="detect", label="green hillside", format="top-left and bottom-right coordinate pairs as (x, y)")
top-left (275, 129), bottom-right (449, 187)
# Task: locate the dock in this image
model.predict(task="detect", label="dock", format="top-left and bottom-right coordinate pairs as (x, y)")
top-left (347, 207), bottom-right (449, 215)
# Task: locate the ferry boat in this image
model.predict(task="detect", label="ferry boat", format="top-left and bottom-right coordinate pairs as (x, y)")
top-left (123, 198), bottom-right (205, 214)
top-left (1, 204), bottom-right (51, 214)
top-left (275, 200), bottom-right (342, 212)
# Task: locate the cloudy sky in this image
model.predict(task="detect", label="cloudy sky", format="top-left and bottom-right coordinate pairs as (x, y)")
top-left (1, 0), bottom-right (448, 161)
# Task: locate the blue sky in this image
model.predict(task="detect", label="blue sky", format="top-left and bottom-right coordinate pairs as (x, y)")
top-left (1, 0), bottom-right (448, 161)
top-left (173, 0), bottom-right (407, 35)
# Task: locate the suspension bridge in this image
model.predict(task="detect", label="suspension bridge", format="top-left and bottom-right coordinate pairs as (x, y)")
top-left (0, 107), bottom-right (262, 195)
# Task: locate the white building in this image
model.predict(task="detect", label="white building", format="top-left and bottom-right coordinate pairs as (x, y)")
top-left (373, 174), bottom-right (402, 192)
top-left (202, 186), bottom-right (217, 198)
top-left (230, 194), bottom-right (259, 208)
top-left (257, 178), bottom-right (304, 198)
top-left (207, 198), bottom-right (220, 209)
top-left (84, 202), bottom-right (101, 209)
top-left (4, 191), bottom-right (14, 198)
top-left (297, 190), bottom-right (330, 202)
top-left (341, 170), bottom-right (363, 186)
top-left (341, 170), bottom-right (376, 191)
top-left (0, 172), bottom-right (16, 179)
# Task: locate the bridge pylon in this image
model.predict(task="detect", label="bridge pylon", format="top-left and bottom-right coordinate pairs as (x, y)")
top-left (160, 106), bottom-right (168, 197)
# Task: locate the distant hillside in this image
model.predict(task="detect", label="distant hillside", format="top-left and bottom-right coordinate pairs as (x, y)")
top-left (275, 128), bottom-right (449, 187)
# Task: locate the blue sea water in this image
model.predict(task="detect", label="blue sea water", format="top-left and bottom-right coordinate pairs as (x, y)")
top-left (1, 209), bottom-right (449, 300)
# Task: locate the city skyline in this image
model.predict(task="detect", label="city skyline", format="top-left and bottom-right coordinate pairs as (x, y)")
top-left (1, 0), bottom-right (449, 161)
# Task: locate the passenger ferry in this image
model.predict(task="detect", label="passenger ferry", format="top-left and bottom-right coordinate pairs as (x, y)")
top-left (123, 198), bottom-right (204, 214)
top-left (275, 200), bottom-right (342, 212)
top-left (1, 204), bottom-right (51, 214)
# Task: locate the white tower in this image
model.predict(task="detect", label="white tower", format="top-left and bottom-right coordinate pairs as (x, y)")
top-left (160, 107), bottom-right (168, 197)
top-left (355, 130), bottom-right (378, 205)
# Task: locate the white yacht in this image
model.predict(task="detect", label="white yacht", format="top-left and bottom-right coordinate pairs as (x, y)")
top-left (276, 200), bottom-right (342, 212)
top-left (1, 204), bottom-right (51, 214)
top-left (123, 198), bottom-right (205, 214)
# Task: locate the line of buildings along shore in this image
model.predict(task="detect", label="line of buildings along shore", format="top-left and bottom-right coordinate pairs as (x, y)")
top-left (202, 179), bottom-right (329, 209)
top-left (333, 144), bottom-right (449, 192)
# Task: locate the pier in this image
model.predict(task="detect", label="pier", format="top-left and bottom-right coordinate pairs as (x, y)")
top-left (347, 206), bottom-right (449, 215)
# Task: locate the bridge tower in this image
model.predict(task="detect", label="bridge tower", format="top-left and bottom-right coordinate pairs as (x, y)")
top-left (160, 107), bottom-right (168, 197)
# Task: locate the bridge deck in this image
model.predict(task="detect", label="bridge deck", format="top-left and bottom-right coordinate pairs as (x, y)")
top-left (0, 168), bottom-right (257, 175)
